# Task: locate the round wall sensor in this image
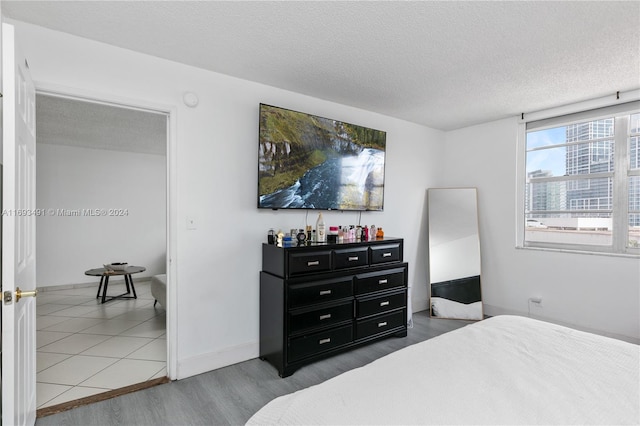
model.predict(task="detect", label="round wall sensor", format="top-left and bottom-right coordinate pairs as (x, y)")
top-left (183, 92), bottom-right (199, 108)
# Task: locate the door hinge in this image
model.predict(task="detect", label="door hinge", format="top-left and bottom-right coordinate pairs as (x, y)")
top-left (4, 290), bottom-right (13, 304)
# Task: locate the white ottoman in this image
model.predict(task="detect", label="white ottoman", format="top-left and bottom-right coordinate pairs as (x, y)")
top-left (151, 274), bottom-right (167, 308)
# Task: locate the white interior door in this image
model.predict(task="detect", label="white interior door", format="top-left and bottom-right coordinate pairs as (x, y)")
top-left (1, 22), bottom-right (37, 426)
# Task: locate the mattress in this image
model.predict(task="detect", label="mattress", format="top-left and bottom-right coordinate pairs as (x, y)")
top-left (246, 315), bottom-right (639, 425)
top-left (430, 296), bottom-right (482, 319)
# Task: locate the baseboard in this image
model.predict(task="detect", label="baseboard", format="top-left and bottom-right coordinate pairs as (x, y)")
top-left (412, 298), bottom-right (429, 315)
top-left (38, 277), bottom-right (152, 292)
top-left (483, 304), bottom-right (640, 344)
top-left (176, 341), bottom-right (258, 380)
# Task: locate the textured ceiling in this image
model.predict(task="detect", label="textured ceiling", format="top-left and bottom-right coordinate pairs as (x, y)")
top-left (36, 94), bottom-right (167, 155)
top-left (5, 1), bottom-right (640, 131)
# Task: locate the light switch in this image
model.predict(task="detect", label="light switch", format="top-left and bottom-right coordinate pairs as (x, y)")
top-left (186, 216), bottom-right (197, 230)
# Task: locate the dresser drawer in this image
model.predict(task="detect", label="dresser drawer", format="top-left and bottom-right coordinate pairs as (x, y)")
top-left (370, 243), bottom-right (401, 264)
top-left (333, 247), bottom-right (369, 270)
top-left (288, 324), bottom-right (353, 362)
top-left (354, 267), bottom-right (405, 295)
top-left (289, 277), bottom-right (353, 308)
top-left (289, 301), bottom-right (353, 335)
top-left (288, 250), bottom-right (331, 276)
top-left (356, 289), bottom-right (406, 318)
top-left (355, 310), bottom-right (405, 340)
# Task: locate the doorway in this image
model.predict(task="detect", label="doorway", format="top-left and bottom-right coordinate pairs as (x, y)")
top-left (33, 93), bottom-right (171, 413)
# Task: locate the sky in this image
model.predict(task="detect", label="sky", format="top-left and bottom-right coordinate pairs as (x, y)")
top-left (526, 126), bottom-right (567, 176)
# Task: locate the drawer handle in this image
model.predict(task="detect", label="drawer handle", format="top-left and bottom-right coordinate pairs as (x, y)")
top-left (319, 290), bottom-right (332, 296)
top-left (378, 322), bottom-right (388, 327)
top-left (382, 252), bottom-right (392, 257)
top-left (307, 260), bottom-right (320, 266)
top-left (348, 256), bottom-right (359, 261)
top-left (378, 279), bottom-right (388, 284)
top-left (319, 338), bottom-right (331, 345)
top-left (380, 301), bottom-right (390, 307)
top-left (319, 314), bottom-right (332, 320)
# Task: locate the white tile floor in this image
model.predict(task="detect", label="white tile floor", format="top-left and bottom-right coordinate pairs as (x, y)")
top-left (36, 279), bottom-right (166, 409)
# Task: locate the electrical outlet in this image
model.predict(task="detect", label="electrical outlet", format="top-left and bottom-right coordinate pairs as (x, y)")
top-left (529, 297), bottom-right (542, 306)
top-left (527, 297), bottom-right (543, 317)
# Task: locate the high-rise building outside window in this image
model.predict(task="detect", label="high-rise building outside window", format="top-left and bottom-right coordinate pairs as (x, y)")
top-left (523, 101), bottom-right (640, 255)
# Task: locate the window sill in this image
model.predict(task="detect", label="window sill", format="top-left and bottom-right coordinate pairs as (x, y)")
top-left (516, 245), bottom-right (640, 258)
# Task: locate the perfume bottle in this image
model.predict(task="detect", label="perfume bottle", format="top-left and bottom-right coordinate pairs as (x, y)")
top-left (376, 227), bottom-right (384, 239)
top-left (316, 213), bottom-right (326, 242)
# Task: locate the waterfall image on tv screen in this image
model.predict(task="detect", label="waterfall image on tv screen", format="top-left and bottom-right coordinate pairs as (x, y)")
top-left (258, 104), bottom-right (386, 211)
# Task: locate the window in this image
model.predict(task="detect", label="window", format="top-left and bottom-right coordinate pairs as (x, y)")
top-left (522, 101), bottom-right (640, 255)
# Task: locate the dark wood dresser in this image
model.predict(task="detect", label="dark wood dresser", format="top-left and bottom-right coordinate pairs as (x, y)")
top-left (259, 237), bottom-right (408, 377)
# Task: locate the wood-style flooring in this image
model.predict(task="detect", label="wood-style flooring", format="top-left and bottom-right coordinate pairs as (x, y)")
top-left (36, 311), bottom-right (471, 426)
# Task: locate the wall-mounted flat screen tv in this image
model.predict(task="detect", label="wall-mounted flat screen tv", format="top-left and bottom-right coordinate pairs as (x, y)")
top-left (258, 104), bottom-right (386, 211)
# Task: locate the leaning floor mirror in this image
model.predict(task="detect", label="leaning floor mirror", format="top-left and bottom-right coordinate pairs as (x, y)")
top-left (428, 187), bottom-right (483, 320)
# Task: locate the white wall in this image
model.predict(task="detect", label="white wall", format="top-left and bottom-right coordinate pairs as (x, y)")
top-left (444, 117), bottom-right (640, 342)
top-left (12, 21), bottom-right (445, 378)
top-left (11, 18), bottom-right (639, 382)
top-left (0, 11), bottom-right (3, 165)
top-left (36, 143), bottom-right (166, 287)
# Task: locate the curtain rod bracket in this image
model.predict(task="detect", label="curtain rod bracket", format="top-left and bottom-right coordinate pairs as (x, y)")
top-left (521, 113), bottom-right (524, 120)
top-left (616, 91), bottom-right (620, 100)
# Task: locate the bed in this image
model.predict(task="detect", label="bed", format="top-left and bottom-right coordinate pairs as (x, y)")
top-left (430, 275), bottom-right (483, 319)
top-left (246, 315), bottom-right (639, 425)
top-left (430, 296), bottom-right (483, 319)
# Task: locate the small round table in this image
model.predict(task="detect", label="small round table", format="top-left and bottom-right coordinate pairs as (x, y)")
top-left (85, 265), bottom-right (146, 304)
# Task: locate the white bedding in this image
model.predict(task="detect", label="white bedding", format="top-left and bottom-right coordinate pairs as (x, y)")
top-left (430, 296), bottom-right (483, 319)
top-left (247, 315), bottom-right (639, 425)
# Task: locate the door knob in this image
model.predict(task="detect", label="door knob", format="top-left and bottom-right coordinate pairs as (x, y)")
top-left (15, 286), bottom-right (38, 302)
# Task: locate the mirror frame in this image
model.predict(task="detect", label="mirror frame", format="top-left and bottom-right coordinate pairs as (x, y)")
top-left (428, 187), bottom-right (483, 320)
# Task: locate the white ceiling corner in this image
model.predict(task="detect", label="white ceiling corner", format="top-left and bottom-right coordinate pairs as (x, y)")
top-left (5, 1), bottom-right (640, 132)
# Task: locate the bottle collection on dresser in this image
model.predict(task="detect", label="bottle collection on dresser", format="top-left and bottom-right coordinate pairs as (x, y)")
top-left (259, 214), bottom-right (407, 377)
top-left (268, 215), bottom-right (384, 247)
